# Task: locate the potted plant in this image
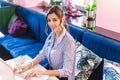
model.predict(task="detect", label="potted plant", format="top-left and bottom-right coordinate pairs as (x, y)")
top-left (50, 0), bottom-right (63, 6)
top-left (50, 0), bottom-right (57, 5)
top-left (85, 0), bottom-right (97, 19)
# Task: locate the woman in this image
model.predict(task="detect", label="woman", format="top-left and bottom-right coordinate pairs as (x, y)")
top-left (14, 5), bottom-right (76, 80)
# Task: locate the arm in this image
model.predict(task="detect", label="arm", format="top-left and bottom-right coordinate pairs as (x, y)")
top-left (14, 34), bottom-right (52, 73)
top-left (25, 69), bottom-right (60, 79)
top-left (58, 39), bottom-right (76, 80)
top-left (13, 56), bottom-right (42, 73)
top-left (25, 39), bottom-right (76, 80)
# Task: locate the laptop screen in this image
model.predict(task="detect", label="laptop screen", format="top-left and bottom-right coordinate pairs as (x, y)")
top-left (0, 58), bottom-right (15, 80)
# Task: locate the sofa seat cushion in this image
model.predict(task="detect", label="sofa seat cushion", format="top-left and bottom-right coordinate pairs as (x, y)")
top-left (10, 42), bottom-right (43, 58)
top-left (10, 42), bottom-right (48, 66)
top-left (0, 34), bottom-right (37, 51)
top-left (103, 58), bottom-right (120, 80)
top-left (75, 41), bottom-right (102, 80)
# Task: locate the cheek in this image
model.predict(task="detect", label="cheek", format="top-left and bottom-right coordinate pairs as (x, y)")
top-left (55, 21), bottom-right (61, 26)
top-left (48, 22), bottom-right (55, 30)
top-left (48, 22), bottom-right (52, 28)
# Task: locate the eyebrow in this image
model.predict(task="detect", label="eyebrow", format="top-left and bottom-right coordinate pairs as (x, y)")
top-left (47, 17), bottom-right (57, 20)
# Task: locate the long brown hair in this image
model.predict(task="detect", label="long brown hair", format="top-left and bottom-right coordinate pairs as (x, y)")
top-left (45, 5), bottom-right (69, 35)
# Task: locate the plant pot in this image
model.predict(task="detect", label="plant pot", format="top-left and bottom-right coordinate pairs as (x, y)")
top-left (87, 11), bottom-right (95, 20)
top-left (86, 20), bottom-right (95, 28)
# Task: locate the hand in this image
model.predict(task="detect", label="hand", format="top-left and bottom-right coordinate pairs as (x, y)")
top-left (25, 70), bottom-right (43, 80)
top-left (13, 63), bottom-right (30, 73)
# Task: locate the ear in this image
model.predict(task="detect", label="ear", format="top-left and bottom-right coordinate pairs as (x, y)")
top-left (62, 16), bottom-right (65, 23)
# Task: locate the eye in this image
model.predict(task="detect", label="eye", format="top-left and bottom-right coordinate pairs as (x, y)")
top-left (53, 18), bottom-right (57, 22)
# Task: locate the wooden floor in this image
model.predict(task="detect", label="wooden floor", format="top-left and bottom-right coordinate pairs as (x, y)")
top-left (0, 45), bottom-right (13, 61)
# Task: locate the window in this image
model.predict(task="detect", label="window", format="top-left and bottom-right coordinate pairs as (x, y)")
top-left (72, 0), bottom-right (84, 7)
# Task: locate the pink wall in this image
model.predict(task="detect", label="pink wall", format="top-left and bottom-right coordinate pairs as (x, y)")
top-left (13, 0), bottom-right (120, 41)
top-left (13, 0), bottom-right (42, 7)
top-left (96, 0), bottom-right (120, 41)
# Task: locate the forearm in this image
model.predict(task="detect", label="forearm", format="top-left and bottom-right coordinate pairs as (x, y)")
top-left (39, 70), bottom-right (60, 76)
top-left (29, 57), bottom-right (41, 67)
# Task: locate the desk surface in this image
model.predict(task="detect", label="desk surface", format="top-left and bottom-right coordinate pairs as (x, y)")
top-left (6, 55), bottom-right (59, 80)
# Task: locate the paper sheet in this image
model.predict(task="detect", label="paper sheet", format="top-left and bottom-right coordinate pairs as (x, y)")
top-left (15, 73), bottom-right (49, 80)
top-left (0, 32), bottom-right (5, 38)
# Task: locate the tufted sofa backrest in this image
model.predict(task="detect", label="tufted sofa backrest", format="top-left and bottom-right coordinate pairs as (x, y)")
top-left (1, 1), bottom-right (15, 7)
top-left (82, 31), bottom-right (120, 63)
top-left (38, 14), bottom-right (48, 44)
top-left (69, 24), bottom-right (84, 42)
top-left (16, 7), bottom-right (40, 40)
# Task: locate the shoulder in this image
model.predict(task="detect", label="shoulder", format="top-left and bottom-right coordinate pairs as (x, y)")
top-left (46, 32), bottom-right (54, 40)
top-left (65, 32), bottom-right (75, 43)
top-left (44, 32), bottom-right (54, 45)
top-left (64, 32), bottom-right (75, 46)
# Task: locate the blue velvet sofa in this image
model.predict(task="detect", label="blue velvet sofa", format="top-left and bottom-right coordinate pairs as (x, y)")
top-left (0, 1), bottom-right (83, 66)
top-left (0, 1), bottom-right (120, 67)
top-left (82, 31), bottom-right (120, 64)
top-left (0, 1), bottom-right (48, 65)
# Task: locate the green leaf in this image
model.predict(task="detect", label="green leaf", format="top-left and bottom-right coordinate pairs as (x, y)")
top-left (85, 0), bottom-right (97, 11)
top-left (92, 27), bottom-right (96, 32)
top-left (85, 5), bottom-right (91, 11)
top-left (51, 1), bottom-right (57, 5)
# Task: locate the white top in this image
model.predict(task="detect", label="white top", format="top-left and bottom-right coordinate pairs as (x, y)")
top-left (37, 28), bottom-right (76, 80)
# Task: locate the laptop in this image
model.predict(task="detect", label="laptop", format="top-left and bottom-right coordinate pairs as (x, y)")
top-left (0, 58), bottom-right (15, 80)
top-left (0, 58), bottom-right (49, 80)
top-left (0, 58), bottom-right (27, 80)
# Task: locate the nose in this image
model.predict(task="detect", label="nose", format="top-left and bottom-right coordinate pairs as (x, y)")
top-left (50, 21), bottom-right (56, 27)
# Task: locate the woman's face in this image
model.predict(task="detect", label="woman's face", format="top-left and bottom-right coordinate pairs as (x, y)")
top-left (47, 13), bottom-right (62, 33)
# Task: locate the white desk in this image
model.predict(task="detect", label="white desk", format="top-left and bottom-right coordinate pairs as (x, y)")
top-left (6, 55), bottom-right (59, 80)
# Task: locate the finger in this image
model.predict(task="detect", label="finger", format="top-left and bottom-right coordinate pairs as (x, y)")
top-left (25, 77), bottom-right (30, 80)
top-left (25, 72), bottom-right (32, 79)
top-left (14, 66), bottom-right (24, 73)
top-left (20, 68), bottom-right (26, 73)
top-left (25, 74), bottom-right (29, 79)
top-left (25, 76), bottom-right (31, 80)
top-left (30, 72), bottom-right (36, 77)
top-left (16, 69), bottom-right (23, 73)
top-left (13, 67), bottom-right (21, 72)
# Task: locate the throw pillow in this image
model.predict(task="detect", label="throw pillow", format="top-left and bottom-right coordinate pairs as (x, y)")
top-left (75, 41), bottom-right (82, 76)
top-left (8, 17), bottom-right (28, 37)
top-left (8, 14), bottom-right (18, 29)
top-left (103, 59), bottom-right (120, 80)
top-left (75, 41), bottom-right (102, 80)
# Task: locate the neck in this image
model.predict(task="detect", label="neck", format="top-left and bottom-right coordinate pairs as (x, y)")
top-left (53, 27), bottom-right (63, 47)
top-left (55, 27), bottom-right (63, 39)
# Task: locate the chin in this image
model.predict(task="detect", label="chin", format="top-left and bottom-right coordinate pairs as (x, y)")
top-left (52, 29), bottom-right (57, 33)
